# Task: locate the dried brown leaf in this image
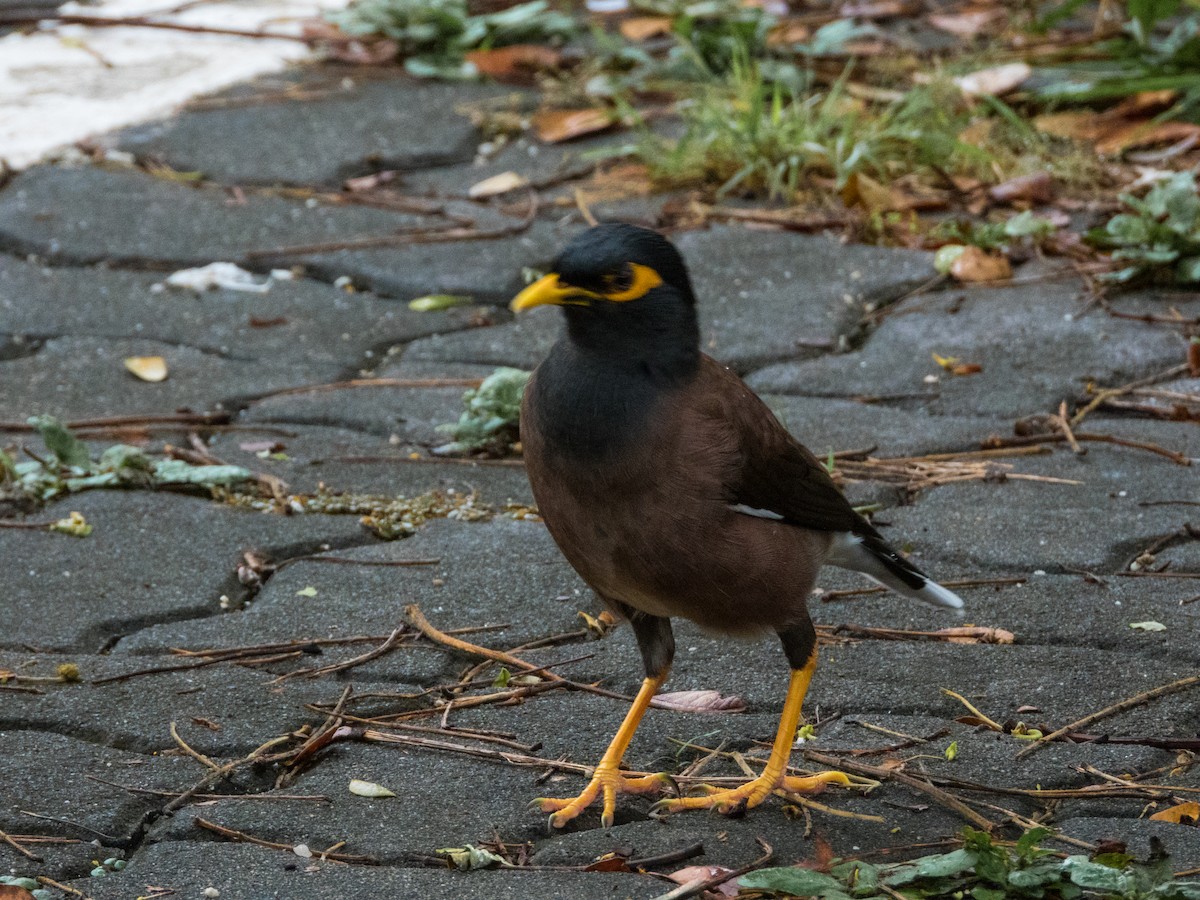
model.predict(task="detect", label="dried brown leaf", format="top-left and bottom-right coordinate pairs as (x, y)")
top-left (619, 15), bottom-right (672, 41)
top-left (927, 7), bottom-right (1004, 36)
top-left (0, 887), bottom-right (34, 900)
top-left (532, 108), bottom-right (614, 144)
top-left (955, 62), bottom-right (1031, 98)
top-left (949, 246), bottom-right (1011, 282)
top-left (583, 854), bottom-right (632, 872)
top-left (667, 866), bottom-right (738, 896)
top-left (466, 45), bottom-right (562, 83)
top-left (653, 689), bottom-right (746, 713)
top-left (989, 172), bottom-right (1056, 205)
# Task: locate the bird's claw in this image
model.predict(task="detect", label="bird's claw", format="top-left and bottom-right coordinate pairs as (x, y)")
top-left (651, 770), bottom-right (851, 817)
top-left (535, 770), bottom-right (673, 828)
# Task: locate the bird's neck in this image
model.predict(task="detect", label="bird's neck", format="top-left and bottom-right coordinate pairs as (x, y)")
top-left (533, 308), bottom-right (699, 463)
top-left (561, 302), bottom-right (700, 385)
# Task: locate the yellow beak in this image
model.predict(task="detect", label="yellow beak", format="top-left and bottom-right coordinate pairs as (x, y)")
top-left (510, 273), bottom-right (596, 312)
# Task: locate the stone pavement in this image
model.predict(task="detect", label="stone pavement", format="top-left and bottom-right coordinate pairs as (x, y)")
top-left (1, 63), bottom-right (1198, 899)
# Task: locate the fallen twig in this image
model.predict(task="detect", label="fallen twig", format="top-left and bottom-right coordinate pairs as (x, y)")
top-left (247, 376), bottom-right (481, 403)
top-left (802, 750), bottom-right (995, 831)
top-left (170, 721), bottom-right (220, 770)
top-left (1016, 674), bottom-right (1200, 759)
top-left (194, 817), bottom-right (377, 864)
top-left (982, 429), bottom-right (1192, 465)
top-left (651, 838), bottom-right (773, 900)
top-left (244, 189), bottom-right (538, 258)
top-left (0, 826), bottom-right (41, 861)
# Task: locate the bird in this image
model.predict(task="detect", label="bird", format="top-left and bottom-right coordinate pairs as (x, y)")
top-left (511, 223), bottom-right (963, 828)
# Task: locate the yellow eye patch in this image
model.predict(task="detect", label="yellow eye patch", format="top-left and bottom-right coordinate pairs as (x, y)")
top-left (602, 263), bottom-right (663, 302)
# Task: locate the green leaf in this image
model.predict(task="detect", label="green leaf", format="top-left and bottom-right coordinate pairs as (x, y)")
top-left (1063, 856), bottom-right (1132, 891)
top-left (885, 849), bottom-right (978, 886)
top-left (1176, 256), bottom-right (1200, 283)
top-left (740, 866), bottom-right (846, 895)
top-left (1007, 861), bottom-right (1064, 889)
top-left (408, 294), bottom-right (473, 311)
top-left (972, 887), bottom-right (1008, 900)
top-left (29, 415), bottom-right (92, 470)
top-left (1128, 0), bottom-right (1181, 44)
top-left (1015, 826), bottom-right (1051, 858)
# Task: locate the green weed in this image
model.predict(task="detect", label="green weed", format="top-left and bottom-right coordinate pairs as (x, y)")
top-left (1089, 171), bottom-right (1200, 283)
top-left (638, 60), bottom-right (973, 199)
top-left (739, 827), bottom-right (1200, 899)
top-left (326, 0), bottom-right (574, 78)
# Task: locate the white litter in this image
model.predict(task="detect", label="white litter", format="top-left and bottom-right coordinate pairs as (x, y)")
top-left (163, 262), bottom-right (272, 293)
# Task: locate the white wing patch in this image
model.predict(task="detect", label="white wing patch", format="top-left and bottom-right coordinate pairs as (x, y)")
top-left (729, 503), bottom-right (786, 521)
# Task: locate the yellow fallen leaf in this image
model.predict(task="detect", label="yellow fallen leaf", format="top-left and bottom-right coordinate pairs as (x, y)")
top-left (619, 15), bottom-right (671, 41)
top-left (1151, 801), bottom-right (1200, 824)
top-left (348, 779), bottom-right (396, 798)
top-left (468, 171), bottom-right (529, 199)
top-left (124, 356), bottom-right (168, 382)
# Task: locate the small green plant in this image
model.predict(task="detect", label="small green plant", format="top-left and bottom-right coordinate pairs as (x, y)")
top-left (738, 827), bottom-right (1200, 899)
top-left (1, 416), bottom-right (251, 507)
top-left (435, 367), bottom-right (531, 457)
top-left (1088, 171), bottom-right (1200, 283)
top-left (639, 60), bottom-right (973, 199)
top-left (326, 0), bottom-right (575, 78)
top-left (1031, 1), bottom-right (1200, 112)
top-left (934, 210), bottom-right (1059, 252)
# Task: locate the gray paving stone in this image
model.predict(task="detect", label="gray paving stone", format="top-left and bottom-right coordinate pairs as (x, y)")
top-left (677, 225), bottom-right (935, 372)
top-left (114, 70), bottom-right (511, 187)
top-left (298, 218), bottom-right (568, 302)
top-left (241, 380), bottom-right (479, 443)
top-left (0, 164), bottom-right (421, 266)
top-left (206, 424), bottom-right (533, 501)
top-left (877, 439), bottom-right (1197, 574)
top-left (746, 281), bottom-right (1198, 416)
top-left (116, 518), bottom-right (589, 672)
top-left (0, 165), bottom-right (557, 301)
top-left (78, 841), bottom-right (663, 899)
top-left (5, 654), bottom-right (326, 758)
top-left (0, 334), bottom-right (340, 421)
top-left (0, 256), bottom-right (490, 369)
top-left (0, 490), bottom-right (372, 652)
top-left (0, 731), bottom-right (196, 879)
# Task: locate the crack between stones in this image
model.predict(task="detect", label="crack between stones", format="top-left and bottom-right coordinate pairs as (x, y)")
top-left (95, 533), bottom-right (385, 655)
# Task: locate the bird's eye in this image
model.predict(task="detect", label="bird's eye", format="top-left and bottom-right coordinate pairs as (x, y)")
top-left (602, 266), bottom-right (634, 294)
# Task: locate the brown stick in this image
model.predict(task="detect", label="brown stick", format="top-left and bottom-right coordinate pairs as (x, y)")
top-left (802, 750), bottom-right (995, 831)
top-left (194, 817), bottom-right (376, 864)
top-left (0, 826), bottom-right (42, 861)
top-left (1016, 674), bottom-right (1200, 759)
top-left (0, 12), bottom-right (314, 38)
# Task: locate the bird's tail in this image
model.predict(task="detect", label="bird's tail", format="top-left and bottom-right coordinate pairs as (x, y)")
top-left (826, 531), bottom-right (964, 611)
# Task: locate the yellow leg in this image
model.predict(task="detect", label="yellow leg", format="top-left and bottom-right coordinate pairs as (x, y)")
top-left (654, 655), bottom-right (850, 816)
top-left (536, 672), bottom-right (672, 828)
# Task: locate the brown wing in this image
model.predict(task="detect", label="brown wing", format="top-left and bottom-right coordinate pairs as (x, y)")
top-left (696, 356), bottom-right (876, 537)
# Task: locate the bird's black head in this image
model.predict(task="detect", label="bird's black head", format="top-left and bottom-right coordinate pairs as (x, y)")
top-left (511, 224), bottom-right (696, 313)
top-left (511, 224), bottom-right (699, 380)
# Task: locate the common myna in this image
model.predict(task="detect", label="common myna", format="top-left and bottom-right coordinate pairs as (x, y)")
top-left (511, 224), bottom-right (963, 827)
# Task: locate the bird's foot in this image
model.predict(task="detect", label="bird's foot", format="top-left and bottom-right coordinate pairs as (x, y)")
top-left (535, 767), bottom-right (673, 828)
top-left (652, 770), bottom-right (851, 817)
